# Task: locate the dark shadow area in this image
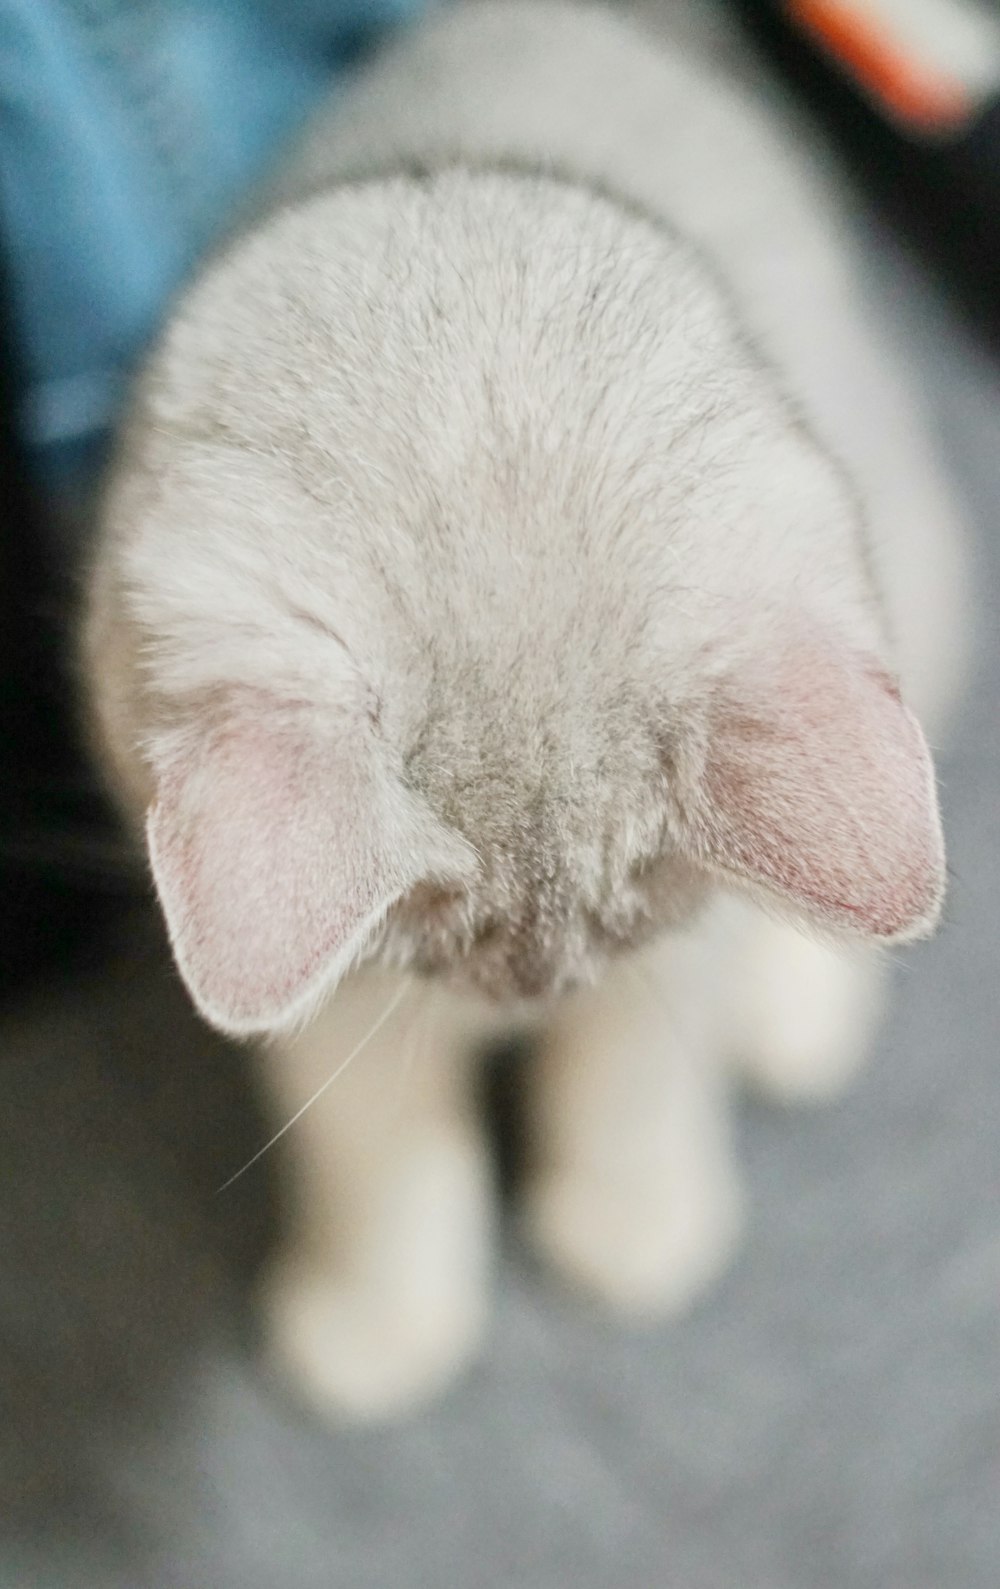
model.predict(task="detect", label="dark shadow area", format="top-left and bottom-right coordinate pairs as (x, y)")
top-left (0, 907), bottom-right (280, 1535)
top-left (734, 1), bottom-right (1000, 350)
top-left (0, 244), bottom-right (129, 1003)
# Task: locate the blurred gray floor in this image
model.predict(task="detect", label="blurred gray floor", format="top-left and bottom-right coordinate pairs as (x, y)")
top-left (2, 243), bottom-right (999, 1589)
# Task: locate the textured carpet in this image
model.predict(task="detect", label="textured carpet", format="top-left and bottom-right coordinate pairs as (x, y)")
top-left (2, 96), bottom-right (998, 1589)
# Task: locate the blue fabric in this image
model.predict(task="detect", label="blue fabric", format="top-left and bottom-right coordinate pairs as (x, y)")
top-left (0, 0), bottom-right (422, 488)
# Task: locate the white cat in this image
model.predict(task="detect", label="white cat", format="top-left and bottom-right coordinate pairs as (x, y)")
top-left (81, 0), bottom-right (967, 1419)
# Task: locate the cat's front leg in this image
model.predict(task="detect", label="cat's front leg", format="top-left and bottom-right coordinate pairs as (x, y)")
top-left (523, 936), bottom-right (743, 1318)
top-left (257, 970), bottom-right (494, 1421)
top-left (724, 903), bottom-right (884, 1102)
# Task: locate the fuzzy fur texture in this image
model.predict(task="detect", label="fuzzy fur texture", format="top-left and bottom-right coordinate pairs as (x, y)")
top-left (82, 0), bottom-right (967, 1417)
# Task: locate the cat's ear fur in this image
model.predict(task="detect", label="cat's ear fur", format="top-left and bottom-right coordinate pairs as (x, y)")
top-left (145, 691), bottom-right (473, 1037)
top-left (683, 635), bottom-right (945, 942)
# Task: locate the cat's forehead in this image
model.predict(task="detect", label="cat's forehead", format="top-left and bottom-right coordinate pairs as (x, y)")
top-left (161, 169), bottom-right (734, 468)
top-left (134, 165), bottom-right (874, 707)
top-left (156, 166), bottom-right (856, 597)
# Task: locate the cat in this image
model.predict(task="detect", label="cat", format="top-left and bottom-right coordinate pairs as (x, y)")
top-left (81, 0), bottom-right (968, 1420)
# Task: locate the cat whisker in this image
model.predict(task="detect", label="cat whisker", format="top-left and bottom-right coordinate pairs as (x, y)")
top-left (216, 980), bottom-right (410, 1192)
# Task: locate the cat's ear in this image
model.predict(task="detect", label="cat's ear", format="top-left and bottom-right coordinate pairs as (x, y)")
top-left (682, 636), bottom-right (945, 942)
top-left (145, 692), bottom-right (471, 1037)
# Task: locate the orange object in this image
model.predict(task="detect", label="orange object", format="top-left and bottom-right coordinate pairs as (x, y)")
top-left (785, 0), bottom-right (972, 131)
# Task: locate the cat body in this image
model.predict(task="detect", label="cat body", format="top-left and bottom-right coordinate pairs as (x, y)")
top-left (83, 0), bottom-right (966, 1417)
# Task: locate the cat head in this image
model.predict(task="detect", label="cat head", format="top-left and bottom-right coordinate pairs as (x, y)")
top-left (97, 169), bottom-right (945, 1036)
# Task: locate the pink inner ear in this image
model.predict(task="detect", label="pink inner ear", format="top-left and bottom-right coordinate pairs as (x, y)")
top-left (695, 641), bottom-right (945, 941)
top-left (147, 699), bottom-right (406, 1034)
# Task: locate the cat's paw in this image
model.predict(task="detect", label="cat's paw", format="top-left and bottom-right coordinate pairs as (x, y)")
top-left (522, 1159), bottom-right (743, 1320)
top-left (261, 1259), bottom-right (486, 1423)
top-left (733, 926), bottom-right (883, 1103)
